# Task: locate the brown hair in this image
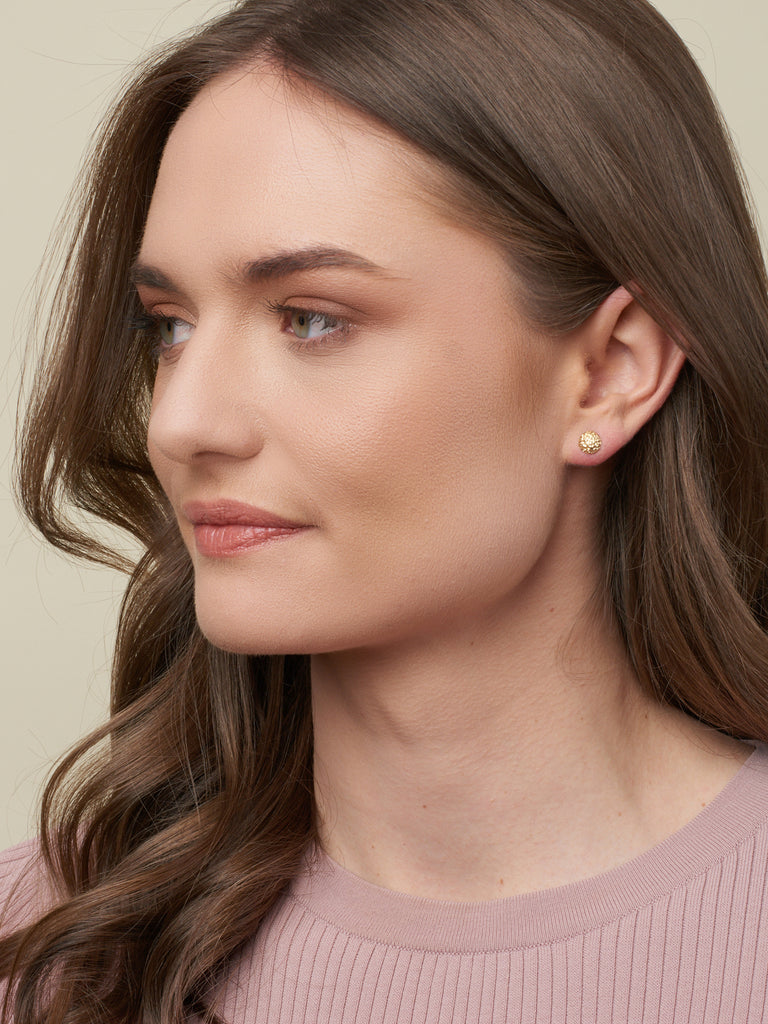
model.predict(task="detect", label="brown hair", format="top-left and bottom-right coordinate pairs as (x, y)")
top-left (3, 0), bottom-right (768, 1020)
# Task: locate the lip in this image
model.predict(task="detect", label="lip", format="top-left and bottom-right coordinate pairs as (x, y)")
top-left (183, 500), bottom-right (310, 557)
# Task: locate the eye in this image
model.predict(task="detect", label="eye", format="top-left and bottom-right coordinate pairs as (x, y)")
top-left (265, 301), bottom-right (354, 350)
top-left (157, 317), bottom-right (194, 349)
top-left (130, 312), bottom-right (194, 360)
top-left (289, 309), bottom-right (343, 340)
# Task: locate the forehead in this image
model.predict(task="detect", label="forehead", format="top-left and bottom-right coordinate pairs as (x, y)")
top-left (144, 65), bottom-right (448, 258)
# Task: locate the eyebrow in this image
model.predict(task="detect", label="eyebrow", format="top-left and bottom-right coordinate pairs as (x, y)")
top-left (244, 247), bottom-right (386, 283)
top-left (129, 246), bottom-right (388, 291)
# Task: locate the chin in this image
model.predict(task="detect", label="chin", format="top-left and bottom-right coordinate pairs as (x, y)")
top-left (193, 596), bottom-right (337, 657)
top-left (195, 614), bottom-right (301, 656)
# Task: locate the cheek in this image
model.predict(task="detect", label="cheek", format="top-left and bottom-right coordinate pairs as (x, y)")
top-left (293, 331), bottom-right (563, 592)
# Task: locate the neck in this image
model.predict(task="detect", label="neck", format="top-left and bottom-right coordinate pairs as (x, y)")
top-left (311, 589), bottom-right (747, 900)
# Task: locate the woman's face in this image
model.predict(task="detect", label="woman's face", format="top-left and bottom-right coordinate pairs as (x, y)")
top-left (142, 67), bottom-right (574, 655)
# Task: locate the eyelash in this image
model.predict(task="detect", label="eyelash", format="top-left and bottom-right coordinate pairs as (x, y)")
top-left (129, 304), bottom-right (354, 358)
top-left (129, 312), bottom-right (177, 361)
top-left (264, 300), bottom-right (354, 350)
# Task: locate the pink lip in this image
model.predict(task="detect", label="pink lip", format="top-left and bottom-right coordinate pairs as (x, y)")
top-left (183, 500), bottom-right (310, 557)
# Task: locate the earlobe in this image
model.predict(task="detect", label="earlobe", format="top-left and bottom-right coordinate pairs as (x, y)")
top-left (564, 286), bottom-right (686, 465)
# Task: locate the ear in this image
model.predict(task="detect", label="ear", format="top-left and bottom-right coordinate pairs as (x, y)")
top-left (563, 287), bottom-right (686, 465)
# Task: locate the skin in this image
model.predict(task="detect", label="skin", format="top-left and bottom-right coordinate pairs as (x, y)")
top-left (143, 66), bottom-right (749, 901)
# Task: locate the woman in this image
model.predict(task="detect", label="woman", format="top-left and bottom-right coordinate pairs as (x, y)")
top-left (2, 0), bottom-right (768, 1021)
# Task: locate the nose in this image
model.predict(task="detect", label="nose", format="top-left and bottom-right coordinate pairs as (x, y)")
top-left (147, 319), bottom-right (266, 465)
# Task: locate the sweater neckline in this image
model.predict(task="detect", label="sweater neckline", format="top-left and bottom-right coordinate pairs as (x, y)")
top-left (287, 743), bottom-right (768, 953)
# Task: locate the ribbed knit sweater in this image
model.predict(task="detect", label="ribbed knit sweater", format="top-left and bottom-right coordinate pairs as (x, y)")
top-left (3, 744), bottom-right (768, 1022)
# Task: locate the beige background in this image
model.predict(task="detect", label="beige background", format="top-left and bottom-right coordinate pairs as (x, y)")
top-left (2, 1), bottom-right (767, 848)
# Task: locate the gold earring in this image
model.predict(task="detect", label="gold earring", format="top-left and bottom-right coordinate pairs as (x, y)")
top-left (578, 430), bottom-right (602, 455)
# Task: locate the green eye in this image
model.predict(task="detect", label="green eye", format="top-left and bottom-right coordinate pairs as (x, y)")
top-left (290, 309), bottom-right (339, 340)
top-left (159, 319), bottom-right (175, 346)
top-left (158, 318), bottom-right (194, 348)
top-left (291, 311), bottom-right (312, 339)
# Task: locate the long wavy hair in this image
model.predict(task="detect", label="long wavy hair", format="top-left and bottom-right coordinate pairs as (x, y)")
top-left (3, 0), bottom-right (768, 1020)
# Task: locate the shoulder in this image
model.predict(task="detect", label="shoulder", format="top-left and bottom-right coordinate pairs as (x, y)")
top-left (734, 740), bottom-right (768, 812)
top-left (733, 741), bottom-right (768, 841)
top-left (0, 838), bottom-right (55, 939)
top-left (690, 741), bottom-right (768, 864)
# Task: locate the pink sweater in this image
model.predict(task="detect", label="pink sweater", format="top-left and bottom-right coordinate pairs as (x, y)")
top-left (3, 744), bottom-right (768, 1022)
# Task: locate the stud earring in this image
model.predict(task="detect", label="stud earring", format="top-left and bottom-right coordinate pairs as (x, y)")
top-left (578, 430), bottom-right (602, 455)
